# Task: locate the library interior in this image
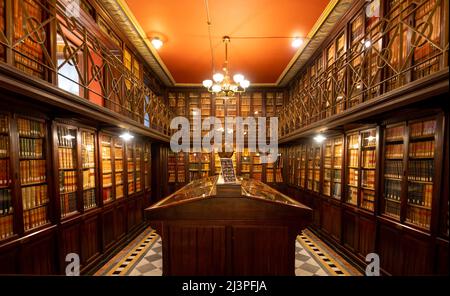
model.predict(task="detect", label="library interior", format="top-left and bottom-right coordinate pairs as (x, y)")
top-left (0, 0), bottom-right (448, 276)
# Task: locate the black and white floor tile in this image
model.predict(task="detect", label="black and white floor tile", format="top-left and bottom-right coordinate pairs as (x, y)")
top-left (96, 227), bottom-right (361, 276)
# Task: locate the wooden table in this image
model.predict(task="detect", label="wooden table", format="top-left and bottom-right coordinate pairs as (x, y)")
top-left (145, 177), bottom-right (312, 275)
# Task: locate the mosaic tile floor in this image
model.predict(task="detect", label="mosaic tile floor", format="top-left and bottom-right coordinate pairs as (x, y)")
top-left (95, 227), bottom-right (361, 276)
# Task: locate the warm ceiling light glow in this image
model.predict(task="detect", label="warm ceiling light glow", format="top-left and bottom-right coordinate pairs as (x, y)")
top-left (233, 74), bottom-right (244, 83)
top-left (120, 132), bottom-right (134, 141)
top-left (364, 40), bottom-right (372, 49)
top-left (213, 73), bottom-right (224, 83)
top-left (292, 37), bottom-right (303, 48)
top-left (240, 79), bottom-right (250, 89)
top-left (212, 84), bottom-right (222, 92)
top-left (367, 136), bottom-right (376, 142)
top-left (62, 134), bottom-right (75, 140)
top-left (202, 79), bottom-right (213, 88)
top-left (313, 134), bottom-right (326, 143)
top-left (151, 37), bottom-right (163, 49)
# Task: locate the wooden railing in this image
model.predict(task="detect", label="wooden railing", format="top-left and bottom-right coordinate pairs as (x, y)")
top-left (280, 0), bottom-right (448, 138)
top-left (0, 0), bottom-right (173, 136)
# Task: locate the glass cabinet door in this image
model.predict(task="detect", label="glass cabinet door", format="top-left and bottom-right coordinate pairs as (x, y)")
top-left (81, 131), bottom-right (96, 210)
top-left (57, 125), bottom-right (78, 218)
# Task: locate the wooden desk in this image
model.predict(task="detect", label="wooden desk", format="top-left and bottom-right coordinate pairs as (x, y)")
top-left (145, 176), bottom-right (312, 275)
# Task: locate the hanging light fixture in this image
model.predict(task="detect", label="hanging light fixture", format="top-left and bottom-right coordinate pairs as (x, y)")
top-left (202, 36), bottom-right (250, 97)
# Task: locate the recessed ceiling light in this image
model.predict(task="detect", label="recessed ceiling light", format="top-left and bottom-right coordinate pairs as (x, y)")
top-left (120, 131), bottom-right (134, 141)
top-left (151, 37), bottom-right (163, 49)
top-left (313, 134), bottom-right (326, 143)
top-left (292, 37), bottom-right (303, 48)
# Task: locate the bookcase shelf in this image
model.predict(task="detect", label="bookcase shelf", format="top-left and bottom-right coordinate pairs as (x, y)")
top-left (381, 116), bottom-right (441, 231)
top-left (81, 130), bottom-right (97, 210)
top-left (101, 135), bottom-right (113, 203)
top-left (20, 117), bottom-right (50, 231)
top-left (114, 139), bottom-right (124, 199)
top-left (0, 113), bottom-right (13, 240)
top-left (344, 128), bottom-right (378, 211)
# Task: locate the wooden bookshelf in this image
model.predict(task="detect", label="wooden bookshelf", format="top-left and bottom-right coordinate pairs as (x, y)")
top-left (344, 128), bottom-right (377, 211)
top-left (56, 123), bottom-right (79, 218)
top-left (144, 142), bottom-right (151, 192)
top-left (101, 135), bottom-right (113, 203)
top-left (126, 142), bottom-right (135, 195)
top-left (0, 113), bottom-right (13, 240)
top-left (382, 123), bottom-right (405, 219)
top-left (81, 130), bottom-right (97, 210)
top-left (345, 132), bottom-right (360, 205)
top-left (114, 138), bottom-right (124, 199)
top-left (13, 0), bottom-right (45, 79)
top-left (381, 117), bottom-right (440, 231)
top-left (297, 145), bottom-right (307, 189)
top-left (323, 140), bottom-right (332, 196)
top-left (135, 143), bottom-right (142, 193)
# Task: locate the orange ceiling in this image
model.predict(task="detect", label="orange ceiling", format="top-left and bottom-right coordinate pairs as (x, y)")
top-left (124, 0), bottom-right (331, 84)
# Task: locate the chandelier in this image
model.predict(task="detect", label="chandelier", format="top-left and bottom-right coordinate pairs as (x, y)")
top-left (202, 36), bottom-right (250, 97)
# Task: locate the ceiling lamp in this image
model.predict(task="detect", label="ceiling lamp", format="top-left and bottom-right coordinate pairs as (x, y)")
top-left (291, 37), bottom-right (303, 48)
top-left (151, 37), bottom-right (163, 49)
top-left (202, 36), bottom-right (250, 97)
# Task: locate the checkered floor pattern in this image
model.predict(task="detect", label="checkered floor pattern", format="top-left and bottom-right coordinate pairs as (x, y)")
top-left (95, 227), bottom-right (361, 276)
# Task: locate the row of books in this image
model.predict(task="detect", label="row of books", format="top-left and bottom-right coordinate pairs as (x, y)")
top-left (409, 141), bottom-right (434, 158)
top-left (407, 159), bottom-right (433, 182)
top-left (408, 183), bottom-right (433, 208)
top-left (0, 215), bottom-right (13, 239)
top-left (102, 160), bottom-right (112, 173)
top-left (102, 187), bottom-right (113, 202)
top-left (385, 160), bottom-right (403, 179)
top-left (60, 193), bottom-right (77, 217)
top-left (406, 207), bottom-right (431, 229)
top-left (0, 189), bottom-right (12, 215)
top-left (346, 186), bottom-right (358, 205)
top-left (361, 191), bottom-right (375, 211)
top-left (0, 135), bottom-right (9, 157)
top-left (14, 53), bottom-right (44, 79)
top-left (0, 160), bottom-right (11, 186)
top-left (362, 150), bottom-right (376, 168)
top-left (114, 146), bottom-right (123, 159)
top-left (17, 118), bottom-right (44, 138)
top-left (57, 127), bottom-right (77, 149)
top-left (19, 138), bottom-right (43, 159)
top-left (21, 185), bottom-right (48, 211)
top-left (0, 115), bottom-right (8, 133)
top-left (348, 168), bottom-right (358, 186)
top-left (385, 125), bottom-right (404, 141)
top-left (409, 120), bottom-right (436, 137)
top-left (116, 185), bottom-right (124, 199)
top-left (102, 173), bottom-right (112, 187)
top-left (362, 170), bottom-right (375, 189)
top-left (115, 159), bottom-right (123, 172)
top-left (332, 183), bottom-right (342, 199)
top-left (83, 189), bottom-right (96, 210)
top-left (384, 179), bottom-right (401, 201)
top-left (20, 159), bottom-right (46, 185)
top-left (385, 200), bottom-right (401, 218)
top-left (24, 206), bottom-right (48, 231)
top-left (102, 146), bottom-right (111, 158)
top-left (82, 139), bottom-right (95, 168)
top-left (59, 171), bottom-right (77, 193)
top-left (82, 168), bottom-right (95, 189)
top-left (348, 149), bottom-right (359, 167)
top-left (385, 143), bottom-right (403, 158)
